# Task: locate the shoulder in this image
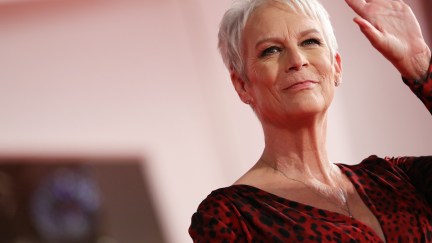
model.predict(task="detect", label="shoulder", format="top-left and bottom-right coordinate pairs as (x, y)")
top-left (190, 184), bottom-right (271, 225)
top-left (337, 155), bottom-right (390, 173)
top-left (339, 155), bottom-right (431, 184)
top-left (189, 185), bottom-right (258, 241)
top-left (194, 185), bottom-right (263, 214)
top-left (339, 154), bottom-right (427, 170)
top-left (352, 155), bottom-right (431, 170)
top-left (194, 186), bottom-right (237, 213)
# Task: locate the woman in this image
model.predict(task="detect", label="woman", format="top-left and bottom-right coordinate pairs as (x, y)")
top-left (189, 0), bottom-right (431, 242)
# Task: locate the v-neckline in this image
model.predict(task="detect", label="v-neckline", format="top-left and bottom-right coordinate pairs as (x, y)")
top-left (230, 163), bottom-right (387, 242)
top-left (336, 163), bottom-right (387, 242)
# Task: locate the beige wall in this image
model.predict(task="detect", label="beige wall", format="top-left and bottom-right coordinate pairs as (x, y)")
top-left (0, 0), bottom-right (430, 242)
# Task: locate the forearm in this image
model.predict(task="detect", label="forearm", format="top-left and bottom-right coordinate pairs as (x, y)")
top-left (402, 55), bottom-right (432, 114)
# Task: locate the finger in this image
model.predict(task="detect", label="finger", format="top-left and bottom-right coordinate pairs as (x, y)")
top-left (353, 16), bottom-right (383, 48)
top-left (345, 0), bottom-right (367, 16)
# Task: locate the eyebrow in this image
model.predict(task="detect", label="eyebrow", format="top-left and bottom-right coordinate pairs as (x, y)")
top-left (254, 28), bottom-right (321, 48)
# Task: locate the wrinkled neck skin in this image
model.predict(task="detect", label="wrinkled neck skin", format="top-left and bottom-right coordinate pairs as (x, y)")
top-left (259, 111), bottom-right (335, 185)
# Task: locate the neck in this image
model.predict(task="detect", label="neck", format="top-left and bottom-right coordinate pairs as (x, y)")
top-left (259, 113), bottom-right (333, 184)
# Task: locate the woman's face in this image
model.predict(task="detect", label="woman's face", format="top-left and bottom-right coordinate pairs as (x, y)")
top-left (233, 2), bottom-right (342, 127)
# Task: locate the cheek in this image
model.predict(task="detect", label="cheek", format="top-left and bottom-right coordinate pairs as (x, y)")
top-left (246, 67), bottom-right (283, 109)
top-left (247, 61), bottom-right (277, 83)
top-left (246, 62), bottom-right (279, 97)
top-left (314, 59), bottom-right (336, 101)
top-left (316, 59), bottom-right (336, 83)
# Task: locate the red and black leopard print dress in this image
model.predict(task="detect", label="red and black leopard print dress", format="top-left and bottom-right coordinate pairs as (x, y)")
top-left (189, 59), bottom-right (432, 243)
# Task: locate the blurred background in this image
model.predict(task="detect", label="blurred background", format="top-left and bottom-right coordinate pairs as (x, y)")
top-left (0, 0), bottom-right (430, 242)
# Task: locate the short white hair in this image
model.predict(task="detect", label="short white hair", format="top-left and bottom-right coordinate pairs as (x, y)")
top-left (218, 0), bottom-right (338, 79)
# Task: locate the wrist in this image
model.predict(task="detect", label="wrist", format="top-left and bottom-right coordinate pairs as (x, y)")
top-left (401, 46), bottom-right (431, 81)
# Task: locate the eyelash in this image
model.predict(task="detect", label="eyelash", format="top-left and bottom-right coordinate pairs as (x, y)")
top-left (260, 46), bottom-right (282, 57)
top-left (259, 38), bottom-right (322, 58)
top-left (302, 38), bottom-right (322, 46)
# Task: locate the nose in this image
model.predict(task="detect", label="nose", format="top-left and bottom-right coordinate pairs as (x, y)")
top-left (284, 48), bottom-right (308, 72)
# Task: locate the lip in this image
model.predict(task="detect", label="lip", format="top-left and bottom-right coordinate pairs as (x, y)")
top-left (285, 80), bottom-right (318, 91)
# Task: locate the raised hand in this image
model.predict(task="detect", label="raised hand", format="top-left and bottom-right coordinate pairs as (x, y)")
top-left (345, 0), bottom-right (431, 80)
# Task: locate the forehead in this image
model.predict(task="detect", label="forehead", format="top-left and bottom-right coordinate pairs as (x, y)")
top-left (243, 2), bottom-right (322, 44)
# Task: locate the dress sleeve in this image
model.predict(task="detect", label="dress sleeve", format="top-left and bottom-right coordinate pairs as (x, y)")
top-left (188, 193), bottom-right (246, 242)
top-left (402, 57), bottom-right (432, 114)
top-left (386, 156), bottom-right (432, 205)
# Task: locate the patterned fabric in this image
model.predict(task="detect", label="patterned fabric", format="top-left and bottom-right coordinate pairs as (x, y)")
top-left (402, 57), bottom-right (432, 114)
top-left (189, 59), bottom-right (432, 242)
top-left (189, 157), bottom-right (432, 242)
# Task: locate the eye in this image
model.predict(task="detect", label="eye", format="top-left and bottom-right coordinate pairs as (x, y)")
top-left (260, 46), bottom-right (282, 57)
top-left (301, 38), bottom-right (321, 46)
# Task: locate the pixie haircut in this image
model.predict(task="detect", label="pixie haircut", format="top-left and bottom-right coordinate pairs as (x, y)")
top-left (218, 0), bottom-right (338, 79)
